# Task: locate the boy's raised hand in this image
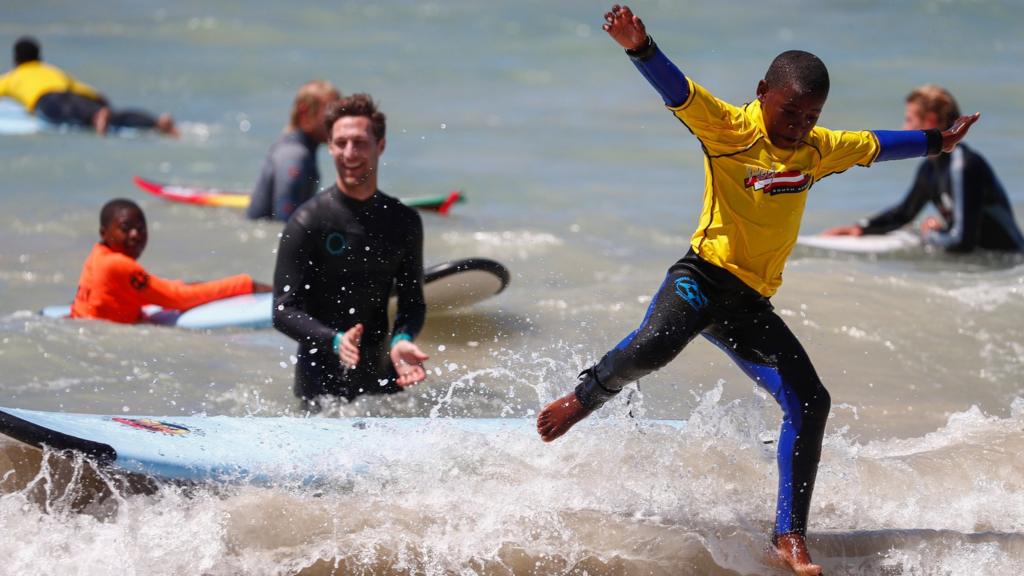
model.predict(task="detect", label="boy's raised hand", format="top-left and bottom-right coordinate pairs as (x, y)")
top-left (603, 4), bottom-right (647, 51)
top-left (941, 112), bottom-right (980, 153)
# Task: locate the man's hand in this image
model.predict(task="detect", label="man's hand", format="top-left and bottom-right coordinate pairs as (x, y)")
top-left (821, 225), bottom-right (864, 237)
top-left (390, 340), bottom-right (430, 387)
top-left (603, 4), bottom-right (647, 51)
top-left (941, 113), bottom-right (980, 153)
top-left (339, 323), bottom-right (363, 368)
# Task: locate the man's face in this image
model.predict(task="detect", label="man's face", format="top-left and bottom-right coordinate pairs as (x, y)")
top-left (101, 208), bottom-right (147, 259)
top-left (328, 116), bottom-right (385, 188)
top-left (757, 80), bottom-right (826, 149)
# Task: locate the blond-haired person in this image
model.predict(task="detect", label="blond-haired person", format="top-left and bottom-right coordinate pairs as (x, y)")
top-left (247, 80), bottom-right (341, 221)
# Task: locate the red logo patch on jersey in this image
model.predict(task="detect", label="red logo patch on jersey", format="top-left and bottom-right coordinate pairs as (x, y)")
top-left (744, 169), bottom-right (812, 196)
top-left (129, 271), bottom-right (150, 290)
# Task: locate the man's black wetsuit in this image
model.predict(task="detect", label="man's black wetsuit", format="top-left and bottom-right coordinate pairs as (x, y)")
top-left (247, 130), bottom-right (320, 221)
top-left (861, 143), bottom-right (1024, 252)
top-left (272, 185), bottom-right (426, 401)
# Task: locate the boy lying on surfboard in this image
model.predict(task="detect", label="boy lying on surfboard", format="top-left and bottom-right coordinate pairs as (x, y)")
top-left (71, 198), bottom-right (271, 324)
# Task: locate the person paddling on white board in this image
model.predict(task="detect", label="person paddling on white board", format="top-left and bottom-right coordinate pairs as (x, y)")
top-left (537, 6), bottom-right (979, 576)
top-left (822, 85), bottom-right (1024, 253)
top-left (246, 80), bottom-right (341, 221)
top-left (71, 199), bottom-right (271, 324)
top-left (0, 37), bottom-right (178, 137)
top-left (272, 94), bottom-right (430, 408)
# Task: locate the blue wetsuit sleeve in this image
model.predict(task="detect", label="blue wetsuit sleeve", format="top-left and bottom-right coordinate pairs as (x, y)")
top-left (626, 36), bottom-right (690, 107)
top-left (873, 129), bottom-right (943, 162)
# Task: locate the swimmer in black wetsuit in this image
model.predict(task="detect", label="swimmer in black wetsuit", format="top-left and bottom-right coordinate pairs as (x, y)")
top-left (247, 80), bottom-right (340, 221)
top-left (272, 94), bottom-right (429, 404)
top-left (0, 37), bottom-right (177, 136)
top-left (824, 85), bottom-right (1024, 252)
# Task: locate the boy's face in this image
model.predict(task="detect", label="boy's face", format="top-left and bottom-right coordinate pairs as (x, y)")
top-left (756, 80), bottom-right (826, 149)
top-left (101, 207), bottom-right (147, 260)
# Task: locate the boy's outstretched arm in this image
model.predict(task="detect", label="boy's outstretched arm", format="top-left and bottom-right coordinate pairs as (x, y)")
top-left (604, 4), bottom-right (690, 107)
top-left (874, 113), bottom-right (980, 161)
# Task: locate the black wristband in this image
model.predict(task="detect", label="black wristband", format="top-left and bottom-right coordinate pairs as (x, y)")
top-left (625, 35), bottom-right (657, 60)
top-left (924, 128), bottom-right (943, 156)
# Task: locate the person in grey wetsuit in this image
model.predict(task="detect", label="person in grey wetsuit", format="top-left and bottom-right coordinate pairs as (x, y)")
top-left (247, 80), bottom-right (340, 221)
top-left (824, 85), bottom-right (1024, 252)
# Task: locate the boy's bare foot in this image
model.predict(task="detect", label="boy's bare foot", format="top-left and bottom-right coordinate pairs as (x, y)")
top-left (537, 391), bottom-right (593, 442)
top-left (92, 106), bottom-right (110, 135)
top-left (773, 533), bottom-right (823, 576)
top-left (156, 113), bottom-right (179, 137)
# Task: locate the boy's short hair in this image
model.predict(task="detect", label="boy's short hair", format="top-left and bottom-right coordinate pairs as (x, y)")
top-left (906, 84), bottom-right (960, 130)
top-left (289, 80), bottom-right (340, 130)
top-left (100, 198), bottom-right (143, 228)
top-left (14, 37), bottom-right (40, 65)
top-left (764, 50), bottom-right (830, 97)
top-left (323, 93), bottom-right (386, 141)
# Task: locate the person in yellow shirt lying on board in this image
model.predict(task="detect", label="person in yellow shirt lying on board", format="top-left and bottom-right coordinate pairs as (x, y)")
top-left (0, 37), bottom-right (177, 136)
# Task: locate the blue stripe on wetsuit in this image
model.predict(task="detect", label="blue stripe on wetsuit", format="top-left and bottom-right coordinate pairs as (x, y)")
top-left (703, 335), bottom-right (805, 535)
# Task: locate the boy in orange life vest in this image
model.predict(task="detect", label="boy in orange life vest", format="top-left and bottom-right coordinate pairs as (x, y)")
top-left (72, 199), bottom-right (271, 323)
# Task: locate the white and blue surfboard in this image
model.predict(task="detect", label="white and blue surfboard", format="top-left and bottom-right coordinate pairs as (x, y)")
top-left (796, 229), bottom-right (922, 254)
top-left (0, 98), bottom-right (45, 135)
top-left (41, 257), bottom-right (511, 330)
top-left (0, 406), bottom-right (685, 485)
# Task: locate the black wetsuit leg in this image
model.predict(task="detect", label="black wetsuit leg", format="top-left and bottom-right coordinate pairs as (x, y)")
top-left (575, 257), bottom-right (715, 406)
top-left (575, 250), bottom-right (830, 537)
top-left (106, 108), bottom-right (158, 130)
top-left (35, 92), bottom-right (158, 131)
top-left (35, 92), bottom-right (102, 127)
top-left (702, 312), bottom-right (830, 537)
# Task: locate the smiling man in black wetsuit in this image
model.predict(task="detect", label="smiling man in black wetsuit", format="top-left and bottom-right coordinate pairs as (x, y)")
top-left (272, 94), bottom-right (430, 404)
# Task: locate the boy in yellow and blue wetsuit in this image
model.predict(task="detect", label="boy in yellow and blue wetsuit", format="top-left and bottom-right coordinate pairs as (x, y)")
top-left (0, 37), bottom-right (176, 136)
top-left (537, 6), bottom-right (979, 575)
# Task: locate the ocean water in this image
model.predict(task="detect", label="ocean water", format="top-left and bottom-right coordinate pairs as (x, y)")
top-left (1, 0), bottom-right (1023, 573)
